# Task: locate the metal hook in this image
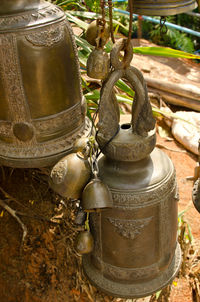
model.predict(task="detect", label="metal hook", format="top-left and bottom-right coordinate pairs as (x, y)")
top-left (160, 16), bottom-right (168, 36)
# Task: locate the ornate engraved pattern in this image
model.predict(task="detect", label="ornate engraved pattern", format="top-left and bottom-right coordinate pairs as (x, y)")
top-left (33, 103), bottom-right (82, 134)
top-left (0, 118), bottom-right (91, 160)
top-left (0, 34), bottom-right (36, 147)
top-left (83, 243), bottom-right (182, 297)
top-left (0, 34), bottom-right (29, 123)
top-left (110, 171), bottom-right (176, 208)
top-left (95, 256), bottom-right (159, 281)
top-left (108, 216), bottom-right (153, 239)
top-left (26, 23), bottom-right (64, 47)
top-left (0, 4), bottom-right (64, 32)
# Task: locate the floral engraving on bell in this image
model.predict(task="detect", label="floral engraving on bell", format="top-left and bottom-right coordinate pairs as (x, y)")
top-left (107, 216), bottom-right (153, 239)
top-left (0, 35), bottom-right (30, 123)
top-left (0, 5), bottom-right (64, 31)
top-left (110, 172), bottom-right (177, 208)
top-left (26, 24), bottom-right (64, 47)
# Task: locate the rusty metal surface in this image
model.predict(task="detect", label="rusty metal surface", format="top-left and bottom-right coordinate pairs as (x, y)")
top-left (0, 0), bottom-right (88, 167)
top-left (131, 0), bottom-right (197, 16)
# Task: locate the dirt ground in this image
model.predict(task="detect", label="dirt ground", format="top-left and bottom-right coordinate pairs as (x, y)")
top-left (0, 43), bottom-right (200, 302)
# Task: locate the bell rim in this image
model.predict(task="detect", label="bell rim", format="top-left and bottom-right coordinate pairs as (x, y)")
top-left (83, 243), bottom-right (182, 299)
top-left (132, 1), bottom-right (197, 16)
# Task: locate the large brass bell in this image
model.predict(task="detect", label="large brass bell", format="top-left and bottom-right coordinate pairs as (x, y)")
top-left (83, 40), bottom-right (181, 298)
top-left (0, 0), bottom-right (90, 168)
top-left (81, 173), bottom-right (113, 211)
top-left (132, 0), bottom-right (197, 16)
top-left (49, 152), bottom-right (91, 200)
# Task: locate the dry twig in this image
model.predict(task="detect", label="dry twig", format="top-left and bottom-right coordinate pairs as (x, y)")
top-left (0, 199), bottom-right (28, 245)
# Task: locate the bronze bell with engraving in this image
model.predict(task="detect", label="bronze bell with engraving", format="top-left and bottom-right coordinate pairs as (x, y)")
top-left (131, 0), bottom-right (197, 16)
top-left (0, 0), bottom-right (90, 168)
top-left (83, 40), bottom-right (181, 298)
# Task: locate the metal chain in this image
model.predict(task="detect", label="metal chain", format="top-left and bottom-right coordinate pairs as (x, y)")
top-left (96, 0), bottom-right (106, 48)
top-left (108, 0), bottom-right (115, 44)
top-left (160, 16), bottom-right (168, 36)
top-left (127, 0), bottom-right (133, 49)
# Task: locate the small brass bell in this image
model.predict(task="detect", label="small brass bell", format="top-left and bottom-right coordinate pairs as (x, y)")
top-left (87, 48), bottom-right (110, 80)
top-left (132, 0), bottom-right (197, 16)
top-left (86, 20), bottom-right (110, 47)
top-left (75, 230), bottom-right (94, 255)
top-left (81, 174), bottom-right (113, 211)
top-left (49, 152), bottom-right (91, 200)
top-left (86, 19), bottom-right (110, 80)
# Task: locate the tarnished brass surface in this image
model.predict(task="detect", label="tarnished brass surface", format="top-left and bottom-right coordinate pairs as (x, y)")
top-left (83, 62), bottom-right (181, 298)
top-left (0, 0), bottom-right (90, 167)
top-left (87, 49), bottom-right (110, 80)
top-left (132, 0), bottom-right (197, 16)
top-left (192, 139), bottom-right (200, 213)
top-left (193, 179), bottom-right (200, 213)
top-left (82, 177), bottom-right (113, 211)
top-left (49, 152), bottom-right (91, 200)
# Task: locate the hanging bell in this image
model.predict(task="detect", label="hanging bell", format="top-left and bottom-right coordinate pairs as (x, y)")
top-left (75, 230), bottom-right (94, 255)
top-left (49, 152), bottom-right (91, 200)
top-left (81, 174), bottom-right (113, 211)
top-left (83, 41), bottom-right (181, 298)
top-left (0, 0), bottom-right (91, 168)
top-left (131, 0), bottom-right (197, 16)
top-left (87, 48), bottom-right (110, 80)
top-left (85, 20), bottom-right (110, 47)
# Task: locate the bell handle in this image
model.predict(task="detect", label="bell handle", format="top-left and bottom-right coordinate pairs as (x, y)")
top-left (97, 66), bottom-right (155, 141)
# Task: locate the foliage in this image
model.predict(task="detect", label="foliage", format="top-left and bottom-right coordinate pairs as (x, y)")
top-left (52, 0), bottom-right (200, 116)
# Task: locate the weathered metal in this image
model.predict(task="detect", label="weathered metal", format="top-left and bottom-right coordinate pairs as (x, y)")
top-left (0, 0), bottom-right (90, 168)
top-left (132, 0), bottom-right (197, 16)
top-left (83, 43), bottom-right (181, 297)
top-left (87, 48), bottom-right (110, 80)
top-left (82, 175), bottom-right (113, 211)
top-left (192, 139), bottom-right (200, 213)
top-left (49, 152), bottom-right (91, 200)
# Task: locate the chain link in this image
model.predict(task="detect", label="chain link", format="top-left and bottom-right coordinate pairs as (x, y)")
top-left (160, 16), bottom-right (168, 36)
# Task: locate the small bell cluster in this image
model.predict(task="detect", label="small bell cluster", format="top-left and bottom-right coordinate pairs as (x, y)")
top-left (49, 135), bottom-right (113, 255)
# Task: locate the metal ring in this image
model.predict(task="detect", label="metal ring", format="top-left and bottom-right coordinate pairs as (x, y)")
top-left (110, 38), bottom-right (133, 69)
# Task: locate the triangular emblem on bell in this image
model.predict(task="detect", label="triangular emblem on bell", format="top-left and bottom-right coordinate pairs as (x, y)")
top-left (131, 0), bottom-right (197, 15)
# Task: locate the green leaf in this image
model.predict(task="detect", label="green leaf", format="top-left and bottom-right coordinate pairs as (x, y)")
top-left (65, 12), bottom-right (89, 30)
top-left (75, 36), bottom-right (92, 53)
top-left (84, 90), bottom-right (100, 101)
top-left (66, 10), bottom-right (128, 32)
top-left (116, 79), bottom-right (135, 97)
top-left (133, 47), bottom-right (200, 60)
